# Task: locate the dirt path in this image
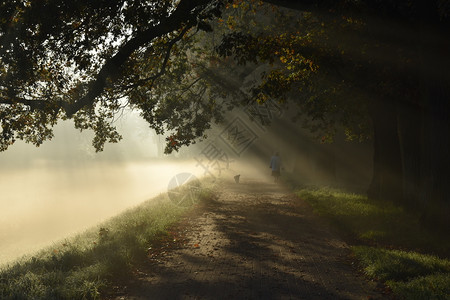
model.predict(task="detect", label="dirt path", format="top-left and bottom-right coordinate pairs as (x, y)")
top-left (110, 178), bottom-right (385, 300)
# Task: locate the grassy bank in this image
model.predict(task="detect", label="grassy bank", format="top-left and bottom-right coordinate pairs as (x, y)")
top-left (296, 187), bottom-right (450, 300)
top-left (0, 178), bottom-right (215, 299)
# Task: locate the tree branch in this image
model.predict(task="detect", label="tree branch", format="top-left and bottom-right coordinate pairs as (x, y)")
top-left (64, 0), bottom-right (215, 117)
top-left (261, 0), bottom-right (334, 13)
top-left (121, 25), bottom-right (191, 91)
top-left (0, 97), bottom-right (50, 111)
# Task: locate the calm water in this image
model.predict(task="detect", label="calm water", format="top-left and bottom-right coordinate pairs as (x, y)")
top-left (0, 159), bottom-right (203, 266)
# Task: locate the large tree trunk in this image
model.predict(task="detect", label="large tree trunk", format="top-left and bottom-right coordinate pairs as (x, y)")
top-left (367, 99), bottom-right (403, 203)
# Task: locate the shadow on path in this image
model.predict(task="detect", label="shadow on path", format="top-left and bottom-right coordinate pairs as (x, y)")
top-left (110, 179), bottom-right (384, 300)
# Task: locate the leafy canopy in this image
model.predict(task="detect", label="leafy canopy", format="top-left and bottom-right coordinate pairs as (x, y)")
top-left (2, 0), bottom-right (448, 152)
top-left (0, 0), bottom-right (228, 152)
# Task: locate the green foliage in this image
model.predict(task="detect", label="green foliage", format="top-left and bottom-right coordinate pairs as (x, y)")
top-left (216, 5), bottom-right (374, 142)
top-left (0, 181), bottom-right (217, 299)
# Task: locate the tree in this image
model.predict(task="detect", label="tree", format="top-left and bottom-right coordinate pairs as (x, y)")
top-left (0, 0), bottom-right (229, 152)
top-left (216, 0), bottom-right (450, 222)
top-left (1, 0), bottom-right (449, 220)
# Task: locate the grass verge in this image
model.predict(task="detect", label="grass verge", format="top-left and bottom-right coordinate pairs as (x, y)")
top-left (295, 187), bottom-right (450, 300)
top-left (0, 178), bottom-right (216, 300)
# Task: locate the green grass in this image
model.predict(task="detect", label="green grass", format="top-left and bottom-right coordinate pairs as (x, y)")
top-left (0, 179), bottom-right (216, 300)
top-left (295, 187), bottom-right (450, 300)
top-left (296, 187), bottom-right (449, 254)
top-left (354, 246), bottom-right (450, 300)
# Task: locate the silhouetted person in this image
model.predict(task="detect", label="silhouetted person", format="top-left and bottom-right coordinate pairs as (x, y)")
top-left (270, 152), bottom-right (281, 183)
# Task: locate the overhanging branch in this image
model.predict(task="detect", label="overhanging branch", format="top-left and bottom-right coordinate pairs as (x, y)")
top-left (64, 0), bottom-right (215, 117)
top-left (121, 25), bottom-right (192, 91)
top-left (0, 97), bottom-right (49, 111)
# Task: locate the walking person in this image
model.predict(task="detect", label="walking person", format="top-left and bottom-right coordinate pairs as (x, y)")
top-left (270, 152), bottom-right (281, 183)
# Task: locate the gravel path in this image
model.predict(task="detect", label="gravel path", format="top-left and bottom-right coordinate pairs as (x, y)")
top-left (110, 178), bottom-right (385, 300)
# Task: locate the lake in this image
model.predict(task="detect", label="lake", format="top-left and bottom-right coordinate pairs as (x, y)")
top-left (0, 159), bottom-right (203, 266)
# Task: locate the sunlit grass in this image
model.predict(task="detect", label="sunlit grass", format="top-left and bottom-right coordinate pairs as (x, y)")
top-left (295, 187), bottom-right (450, 300)
top-left (354, 246), bottom-right (450, 300)
top-left (353, 246), bottom-right (450, 281)
top-left (0, 179), bottom-right (216, 299)
top-left (389, 273), bottom-right (450, 300)
top-left (296, 187), bottom-right (448, 253)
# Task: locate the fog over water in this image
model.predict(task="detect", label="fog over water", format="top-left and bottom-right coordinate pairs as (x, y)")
top-left (0, 105), bottom-right (372, 266)
top-left (0, 113), bottom-right (206, 266)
